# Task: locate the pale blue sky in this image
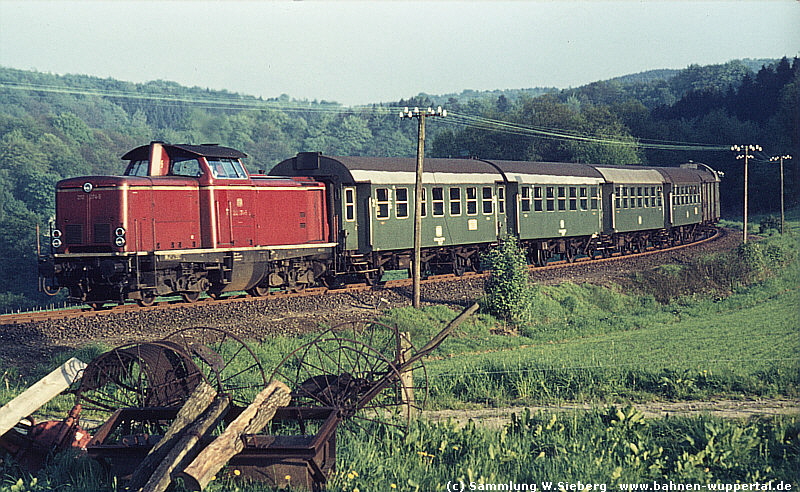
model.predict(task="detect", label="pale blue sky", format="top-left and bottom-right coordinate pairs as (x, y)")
top-left (1, 1), bottom-right (797, 106)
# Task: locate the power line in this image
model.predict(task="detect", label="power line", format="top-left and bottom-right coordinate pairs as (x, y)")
top-left (2, 80), bottom-right (734, 152)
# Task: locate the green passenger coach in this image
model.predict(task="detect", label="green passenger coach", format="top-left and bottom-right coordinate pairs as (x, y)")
top-left (270, 153), bottom-right (721, 284)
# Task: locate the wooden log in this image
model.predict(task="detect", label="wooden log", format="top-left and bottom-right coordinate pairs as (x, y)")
top-left (0, 358), bottom-right (86, 436)
top-left (125, 381), bottom-right (219, 492)
top-left (177, 381), bottom-right (291, 491)
top-left (136, 394), bottom-right (230, 492)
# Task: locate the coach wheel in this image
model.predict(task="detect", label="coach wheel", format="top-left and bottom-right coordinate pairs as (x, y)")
top-left (180, 291), bottom-right (201, 303)
top-left (136, 292), bottom-right (156, 307)
top-left (453, 256), bottom-right (467, 276)
top-left (89, 302), bottom-right (106, 311)
top-left (247, 285), bottom-right (270, 297)
top-left (364, 267), bottom-right (384, 286)
top-left (563, 246), bottom-right (576, 263)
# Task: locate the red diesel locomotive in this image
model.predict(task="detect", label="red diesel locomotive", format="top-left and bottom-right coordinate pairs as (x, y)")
top-left (39, 142), bottom-right (335, 307)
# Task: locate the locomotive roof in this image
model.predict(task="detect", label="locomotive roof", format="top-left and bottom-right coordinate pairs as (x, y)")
top-left (122, 143), bottom-right (248, 160)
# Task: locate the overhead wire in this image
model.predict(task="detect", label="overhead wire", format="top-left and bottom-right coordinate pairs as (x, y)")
top-left (2, 80), bottom-right (733, 152)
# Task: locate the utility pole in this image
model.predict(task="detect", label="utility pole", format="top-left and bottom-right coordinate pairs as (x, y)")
top-left (769, 154), bottom-right (791, 234)
top-left (731, 144), bottom-right (761, 243)
top-left (400, 106), bottom-right (446, 309)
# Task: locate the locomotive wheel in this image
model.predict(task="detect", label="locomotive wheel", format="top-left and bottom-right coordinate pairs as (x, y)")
top-left (136, 293), bottom-right (156, 307)
top-left (180, 291), bottom-right (201, 303)
top-left (272, 333), bottom-right (427, 431)
top-left (246, 285), bottom-right (270, 297)
top-left (164, 327), bottom-right (268, 407)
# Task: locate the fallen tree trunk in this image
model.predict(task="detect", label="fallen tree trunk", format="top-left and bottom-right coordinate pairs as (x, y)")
top-left (126, 381), bottom-right (224, 492)
top-left (177, 381), bottom-right (291, 491)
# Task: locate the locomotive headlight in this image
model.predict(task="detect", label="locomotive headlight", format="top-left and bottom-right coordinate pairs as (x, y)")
top-left (115, 227), bottom-right (126, 237)
top-left (83, 182), bottom-right (93, 193)
top-left (52, 229), bottom-right (62, 238)
top-left (52, 238), bottom-right (62, 248)
top-left (114, 236), bottom-right (126, 247)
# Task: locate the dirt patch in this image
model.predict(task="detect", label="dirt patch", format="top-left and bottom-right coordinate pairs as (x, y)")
top-left (424, 399), bottom-right (800, 427)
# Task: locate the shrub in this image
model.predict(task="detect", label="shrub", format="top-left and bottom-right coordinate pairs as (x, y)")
top-left (482, 237), bottom-right (532, 325)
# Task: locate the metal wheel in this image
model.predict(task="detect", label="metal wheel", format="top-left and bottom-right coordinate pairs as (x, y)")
top-left (180, 291), bottom-right (201, 303)
top-left (271, 334), bottom-right (426, 431)
top-left (247, 285), bottom-right (270, 297)
top-left (73, 341), bottom-right (206, 430)
top-left (136, 292), bottom-right (156, 307)
top-left (165, 327), bottom-right (268, 407)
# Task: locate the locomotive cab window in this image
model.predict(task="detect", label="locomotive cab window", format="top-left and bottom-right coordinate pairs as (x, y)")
top-left (208, 158), bottom-right (247, 179)
top-left (125, 159), bottom-right (150, 176)
top-left (375, 188), bottom-right (390, 219)
top-left (170, 158), bottom-right (202, 177)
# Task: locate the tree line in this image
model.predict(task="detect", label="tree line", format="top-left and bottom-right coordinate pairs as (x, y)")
top-left (0, 57), bottom-right (797, 310)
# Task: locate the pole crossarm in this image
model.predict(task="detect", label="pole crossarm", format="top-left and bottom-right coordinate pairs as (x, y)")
top-left (400, 106), bottom-right (447, 309)
top-left (731, 145), bottom-right (762, 244)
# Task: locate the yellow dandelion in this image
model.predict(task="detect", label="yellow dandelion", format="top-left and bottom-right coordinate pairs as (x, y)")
top-left (233, 469), bottom-right (241, 476)
top-left (285, 475), bottom-right (292, 481)
top-left (391, 484), bottom-right (397, 489)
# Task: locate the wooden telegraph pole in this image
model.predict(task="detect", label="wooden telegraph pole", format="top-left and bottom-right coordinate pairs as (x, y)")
top-left (769, 154), bottom-right (791, 235)
top-left (400, 106), bottom-right (446, 308)
top-left (731, 144), bottom-right (762, 243)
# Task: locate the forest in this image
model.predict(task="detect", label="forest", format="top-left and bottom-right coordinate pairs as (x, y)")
top-left (0, 57), bottom-right (797, 310)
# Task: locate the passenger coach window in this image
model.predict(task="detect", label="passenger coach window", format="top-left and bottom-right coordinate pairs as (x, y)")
top-left (376, 188), bottom-right (390, 219)
top-left (432, 187), bottom-right (444, 217)
top-left (521, 187), bottom-right (531, 212)
top-left (498, 187), bottom-right (505, 214)
top-left (466, 187), bottom-right (478, 215)
top-left (482, 187), bottom-right (493, 214)
top-left (421, 188), bottom-right (427, 217)
top-left (546, 187), bottom-right (555, 211)
top-left (591, 187), bottom-right (599, 210)
top-left (580, 187), bottom-right (588, 211)
top-left (344, 188), bottom-right (356, 222)
top-left (569, 187), bottom-right (578, 211)
top-left (558, 187), bottom-right (566, 211)
top-left (396, 187), bottom-right (409, 218)
top-left (449, 187), bottom-right (462, 216)
top-left (534, 187), bottom-right (543, 212)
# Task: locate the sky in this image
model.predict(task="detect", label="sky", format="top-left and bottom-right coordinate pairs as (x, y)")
top-left (0, 1), bottom-right (798, 107)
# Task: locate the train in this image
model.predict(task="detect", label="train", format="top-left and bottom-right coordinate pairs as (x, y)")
top-left (38, 141), bottom-right (721, 308)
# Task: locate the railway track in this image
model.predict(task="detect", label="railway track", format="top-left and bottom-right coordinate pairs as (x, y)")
top-left (0, 228), bottom-right (723, 327)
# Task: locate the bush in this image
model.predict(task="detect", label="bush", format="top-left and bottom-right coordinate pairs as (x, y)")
top-left (482, 237), bottom-right (532, 325)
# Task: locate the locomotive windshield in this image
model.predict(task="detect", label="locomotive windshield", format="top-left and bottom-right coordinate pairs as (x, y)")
top-left (208, 158), bottom-right (248, 179)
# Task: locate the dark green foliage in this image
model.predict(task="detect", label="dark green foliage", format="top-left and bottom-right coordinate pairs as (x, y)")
top-left (482, 237), bottom-right (532, 325)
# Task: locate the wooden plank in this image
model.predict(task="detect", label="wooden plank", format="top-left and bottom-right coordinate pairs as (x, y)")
top-left (137, 394), bottom-right (231, 492)
top-left (126, 381), bottom-right (220, 492)
top-left (0, 358), bottom-right (86, 436)
top-left (177, 380), bottom-right (291, 491)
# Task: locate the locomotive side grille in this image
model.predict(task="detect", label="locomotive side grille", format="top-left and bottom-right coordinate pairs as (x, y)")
top-left (94, 223), bottom-right (111, 244)
top-left (65, 224), bottom-right (82, 244)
